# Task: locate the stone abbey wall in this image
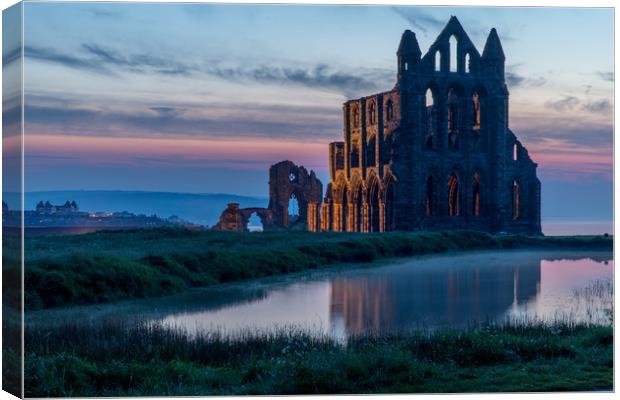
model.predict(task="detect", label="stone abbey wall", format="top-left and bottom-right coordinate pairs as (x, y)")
top-left (314, 17), bottom-right (541, 235)
top-left (213, 160), bottom-right (323, 232)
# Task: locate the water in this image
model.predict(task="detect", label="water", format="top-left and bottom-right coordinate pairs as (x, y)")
top-left (27, 250), bottom-right (613, 339)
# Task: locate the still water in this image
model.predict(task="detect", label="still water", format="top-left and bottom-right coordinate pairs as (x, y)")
top-left (28, 250), bottom-right (613, 338)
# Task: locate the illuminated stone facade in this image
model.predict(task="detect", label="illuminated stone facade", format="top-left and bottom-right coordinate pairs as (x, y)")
top-left (316, 17), bottom-right (541, 235)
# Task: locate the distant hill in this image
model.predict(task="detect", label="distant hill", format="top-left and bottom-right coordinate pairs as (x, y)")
top-left (13, 191), bottom-right (268, 227)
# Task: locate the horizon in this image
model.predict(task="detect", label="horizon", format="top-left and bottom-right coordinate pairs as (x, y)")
top-left (3, 3), bottom-right (613, 222)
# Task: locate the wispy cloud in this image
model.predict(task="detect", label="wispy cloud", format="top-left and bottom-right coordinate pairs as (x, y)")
top-left (582, 99), bottom-right (612, 115)
top-left (544, 96), bottom-right (580, 112)
top-left (390, 7), bottom-right (444, 34)
top-left (25, 43), bottom-right (390, 97)
top-left (544, 95), bottom-right (612, 116)
top-left (24, 102), bottom-right (342, 141)
top-left (206, 63), bottom-right (392, 98)
top-left (505, 71), bottom-right (546, 89)
top-left (81, 43), bottom-right (197, 76)
top-left (25, 46), bottom-right (113, 74)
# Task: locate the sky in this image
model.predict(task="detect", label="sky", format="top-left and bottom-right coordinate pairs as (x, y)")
top-left (7, 3), bottom-right (615, 220)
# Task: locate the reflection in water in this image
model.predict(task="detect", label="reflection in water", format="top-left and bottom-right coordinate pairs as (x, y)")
top-left (26, 251), bottom-right (613, 339)
top-left (329, 255), bottom-right (543, 334)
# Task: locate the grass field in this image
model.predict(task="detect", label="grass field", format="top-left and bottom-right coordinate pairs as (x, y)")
top-left (21, 319), bottom-right (612, 396)
top-left (8, 229), bottom-right (612, 396)
top-left (2, 228), bottom-right (611, 310)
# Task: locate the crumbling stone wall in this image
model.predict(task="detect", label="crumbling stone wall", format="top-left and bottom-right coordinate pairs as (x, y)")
top-left (212, 203), bottom-right (275, 232)
top-left (213, 161), bottom-right (323, 232)
top-left (268, 160), bottom-right (323, 229)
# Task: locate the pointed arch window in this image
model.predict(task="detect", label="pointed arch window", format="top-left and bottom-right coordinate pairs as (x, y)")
top-left (369, 102), bottom-right (376, 125)
top-left (513, 143), bottom-right (518, 161)
top-left (464, 53), bottom-right (471, 73)
top-left (472, 173), bottom-right (481, 216)
top-left (352, 107), bottom-right (360, 128)
top-left (435, 51), bottom-right (441, 72)
top-left (366, 135), bottom-right (376, 167)
top-left (449, 35), bottom-right (458, 72)
top-left (350, 142), bottom-right (360, 168)
top-left (472, 92), bottom-right (481, 131)
top-left (448, 173), bottom-right (459, 216)
top-left (385, 99), bottom-right (394, 122)
top-left (425, 88), bottom-right (435, 150)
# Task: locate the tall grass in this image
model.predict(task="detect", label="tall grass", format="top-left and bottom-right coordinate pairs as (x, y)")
top-left (13, 229), bottom-right (612, 309)
top-left (23, 318), bottom-right (612, 396)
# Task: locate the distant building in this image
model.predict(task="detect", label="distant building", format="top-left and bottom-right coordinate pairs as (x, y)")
top-left (36, 200), bottom-right (79, 215)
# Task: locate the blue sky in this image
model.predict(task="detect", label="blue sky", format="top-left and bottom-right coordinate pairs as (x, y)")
top-left (7, 3), bottom-right (614, 220)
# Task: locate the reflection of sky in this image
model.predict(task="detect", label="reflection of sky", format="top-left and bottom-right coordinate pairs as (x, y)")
top-left (507, 257), bottom-right (613, 324)
top-left (150, 251), bottom-right (611, 337)
top-left (10, 4), bottom-right (613, 220)
top-left (160, 281), bottom-right (333, 338)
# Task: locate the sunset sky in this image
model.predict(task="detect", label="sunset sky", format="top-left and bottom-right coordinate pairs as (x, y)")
top-left (13, 3), bottom-right (614, 220)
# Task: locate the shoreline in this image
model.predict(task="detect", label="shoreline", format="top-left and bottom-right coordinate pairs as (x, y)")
top-left (8, 229), bottom-right (613, 311)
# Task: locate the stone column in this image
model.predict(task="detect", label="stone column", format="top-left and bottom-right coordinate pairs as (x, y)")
top-left (379, 201), bottom-right (385, 232)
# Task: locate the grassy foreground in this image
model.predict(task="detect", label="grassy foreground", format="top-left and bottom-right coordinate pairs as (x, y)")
top-left (5, 228), bottom-right (611, 310)
top-left (22, 320), bottom-right (612, 396)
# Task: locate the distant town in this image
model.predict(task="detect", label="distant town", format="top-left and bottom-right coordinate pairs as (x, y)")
top-left (2, 200), bottom-right (205, 233)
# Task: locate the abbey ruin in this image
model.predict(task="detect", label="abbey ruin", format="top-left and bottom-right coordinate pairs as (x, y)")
top-left (215, 17), bottom-right (541, 235)
top-left (312, 17), bottom-right (541, 235)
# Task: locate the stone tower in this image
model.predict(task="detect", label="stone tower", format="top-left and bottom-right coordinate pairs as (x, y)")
top-left (316, 17), bottom-right (541, 235)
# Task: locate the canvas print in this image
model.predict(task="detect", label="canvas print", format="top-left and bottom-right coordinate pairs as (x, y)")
top-left (2, 2), bottom-right (614, 397)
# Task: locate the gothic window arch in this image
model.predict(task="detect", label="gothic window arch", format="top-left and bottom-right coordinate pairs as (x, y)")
top-left (448, 173), bottom-right (459, 216)
top-left (355, 185), bottom-right (363, 232)
top-left (472, 173), bottom-right (481, 216)
top-left (513, 143), bottom-right (518, 161)
top-left (342, 189), bottom-right (349, 231)
top-left (465, 53), bottom-right (471, 73)
top-left (472, 91), bottom-right (481, 131)
top-left (425, 88), bottom-right (435, 150)
top-left (352, 107), bottom-right (360, 128)
top-left (385, 99), bottom-right (394, 122)
top-left (288, 193), bottom-right (300, 223)
top-left (369, 102), bottom-right (376, 125)
top-left (368, 179), bottom-right (381, 232)
top-left (449, 35), bottom-right (458, 72)
top-left (366, 135), bottom-right (376, 167)
top-left (435, 51), bottom-right (441, 72)
top-left (350, 141), bottom-right (360, 168)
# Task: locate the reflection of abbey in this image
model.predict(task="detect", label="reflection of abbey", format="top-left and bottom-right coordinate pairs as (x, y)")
top-left (215, 17), bottom-right (541, 235)
top-left (317, 17), bottom-right (541, 234)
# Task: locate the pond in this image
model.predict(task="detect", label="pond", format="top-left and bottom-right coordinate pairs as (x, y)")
top-left (27, 250), bottom-right (613, 339)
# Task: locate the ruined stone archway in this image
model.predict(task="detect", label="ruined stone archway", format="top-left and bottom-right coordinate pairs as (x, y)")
top-left (268, 160), bottom-right (323, 228)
